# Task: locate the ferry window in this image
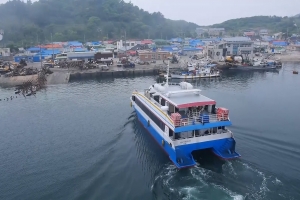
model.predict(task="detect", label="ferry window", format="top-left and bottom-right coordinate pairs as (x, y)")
top-left (179, 131), bottom-right (194, 139)
top-left (153, 95), bottom-right (159, 103)
top-left (175, 107), bottom-right (179, 113)
top-left (169, 104), bottom-right (175, 113)
top-left (132, 96), bottom-right (135, 101)
top-left (213, 127), bottom-right (217, 133)
top-left (212, 105), bottom-right (216, 113)
top-left (195, 130), bottom-right (200, 137)
top-left (161, 98), bottom-right (165, 106)
top-left (169, 129), bottom-right (174, 137)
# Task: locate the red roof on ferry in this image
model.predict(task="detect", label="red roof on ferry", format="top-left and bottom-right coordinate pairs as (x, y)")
top-left (177, 101), bottom-right (216, 108)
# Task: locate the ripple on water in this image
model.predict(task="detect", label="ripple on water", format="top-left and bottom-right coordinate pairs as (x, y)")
top-left (150, 159), bottom-right (297, 200)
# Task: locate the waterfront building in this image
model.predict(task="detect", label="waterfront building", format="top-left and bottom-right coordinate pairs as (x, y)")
top-left (208, 37), bottom-right (254, 60)
top-left (259, 29), bottom-right (269, 36)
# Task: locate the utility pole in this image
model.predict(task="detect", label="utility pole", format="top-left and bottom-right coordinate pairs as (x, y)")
top-left (124, 30), bottom-right (127, 52)
top-left (51, 33), bottom-right (54, 60)
top-left (39, 40), bottom-right (42, 68)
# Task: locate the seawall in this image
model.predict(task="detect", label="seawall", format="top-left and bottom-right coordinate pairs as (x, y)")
top-left (0, 74), bottom-right (38, 87)
top-left (69, 69), bottom-right (160, 81)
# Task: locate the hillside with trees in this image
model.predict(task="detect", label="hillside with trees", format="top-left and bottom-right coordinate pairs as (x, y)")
top-left (0, 0), bottom-right (199, 47)
top-left (210, 16), bottom-right (300, 36)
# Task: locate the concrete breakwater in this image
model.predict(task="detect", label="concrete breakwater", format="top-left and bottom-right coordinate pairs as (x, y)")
top-left (0, 68), bottom-right (161, 87)
top-left (69, 68), bottom-right (160, 81)
top-left (0, 74), bottom-right (39, 87)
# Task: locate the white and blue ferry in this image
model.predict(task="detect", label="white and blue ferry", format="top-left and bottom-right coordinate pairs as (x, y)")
top-left (131, 70), bottom-right (240, 169)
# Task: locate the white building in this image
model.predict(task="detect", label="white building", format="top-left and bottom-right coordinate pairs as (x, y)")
top-left (116, 40), bottom-right (141, 50)
top-left (259, 29), bottom-right (269, 36)
top-left (0, 48), bottom-right (10, 56)
top-left (272, 32), bottom-right (284, 40)
top-left (208, 37), bottom-right (254, 61)
top-left (184, 38), bottom-right (192, 46)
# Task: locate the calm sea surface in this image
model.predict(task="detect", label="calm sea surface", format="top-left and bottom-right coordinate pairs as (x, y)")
top-left (0, 63), bottom-right (300, 200)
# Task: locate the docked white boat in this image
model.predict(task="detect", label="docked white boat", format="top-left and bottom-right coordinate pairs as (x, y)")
top-left (171, 64), bottom-right (220, 79)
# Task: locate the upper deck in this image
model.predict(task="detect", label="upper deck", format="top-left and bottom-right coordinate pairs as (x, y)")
top-left (158, 84), bottom-right (216, 108)
top-left (133, 82), bottom-right (231, 131)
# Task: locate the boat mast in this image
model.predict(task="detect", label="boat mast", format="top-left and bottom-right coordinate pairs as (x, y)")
top-left (166, 60), bottom-right (169, 87)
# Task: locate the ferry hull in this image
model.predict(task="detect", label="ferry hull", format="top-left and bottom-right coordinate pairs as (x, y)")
top-left (133, 104), bottom-right (240, 169)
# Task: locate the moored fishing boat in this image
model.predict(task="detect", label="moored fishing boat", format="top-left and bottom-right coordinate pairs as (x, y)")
top-left (130, 63), bottom-right (240, 169)
top-left (171, 64), bottom-right (220, 79)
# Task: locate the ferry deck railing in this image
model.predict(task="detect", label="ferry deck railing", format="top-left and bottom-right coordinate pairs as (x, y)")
top-left (173, 113), bottom-right (229, 127)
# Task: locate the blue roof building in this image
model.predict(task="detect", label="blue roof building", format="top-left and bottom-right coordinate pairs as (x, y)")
top-left (189, 39), bottom-right (205, 47)
top-left (26, 47), bottom-right (46, 53)
top-left (160, 46), bottom-right (179, 52)
top-left (86, 41), bottom-right (102, 46)
top-left (67, 41), bottom-right (83, 47)
top-left (40, 49), bottom-right (61, 55)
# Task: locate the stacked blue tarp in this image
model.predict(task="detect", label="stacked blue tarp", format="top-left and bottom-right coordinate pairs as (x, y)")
top-left (32, 55), bottom-right (47, 62)
top-left (14, 55), bottom-right (28, 62)
top-left (272, 41), bottom-right (288, 46)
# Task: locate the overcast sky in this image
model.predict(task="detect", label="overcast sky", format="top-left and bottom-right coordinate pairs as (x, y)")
top-left (126, 0), bottom-right (300, 25)
top-left (0, 0), bottom-right (299, 25)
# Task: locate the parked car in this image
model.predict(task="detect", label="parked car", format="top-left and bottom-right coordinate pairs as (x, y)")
top-left (99, 64), bottom-right (109, 71)
top-left (123, 62), bottom-right (135, 68)
top-left (117, 61), bottom-right (123, 67)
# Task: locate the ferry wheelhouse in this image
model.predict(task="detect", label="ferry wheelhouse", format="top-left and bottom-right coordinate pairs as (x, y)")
top-left (131, 81), bottom-right (240, 169)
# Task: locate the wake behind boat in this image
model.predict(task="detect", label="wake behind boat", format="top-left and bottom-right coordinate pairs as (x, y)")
top-left (130, 64), bottom-right (240, 169)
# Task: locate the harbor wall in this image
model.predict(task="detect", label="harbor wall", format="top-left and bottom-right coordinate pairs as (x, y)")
top-left (0, 69), bottom-right (160, 87)
top-left (0, 74), bottom-right (38, 87)
top-left (69, 69), bottom-right (160, 81)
